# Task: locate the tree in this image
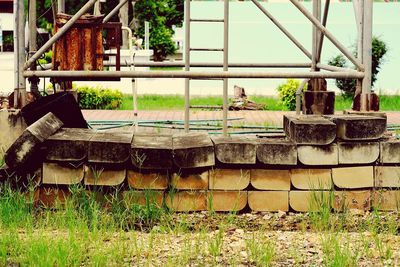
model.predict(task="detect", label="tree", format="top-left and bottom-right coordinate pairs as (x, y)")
top-left (134, 0), bottom-right (184, 61)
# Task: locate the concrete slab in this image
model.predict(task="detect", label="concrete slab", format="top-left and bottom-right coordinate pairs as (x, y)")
top-left (212, 136), bottom-right (257, 164)
top-left (84, 165), bottom-right (126, 186)
top-left (172, 133), bottom-right (214, 168)
top-left (338, 142), bottom-right (379, 164)
top-left (372, 190), bottom-right (400, 211)
top-left (166, 191), bottom-right (207, 212)
top-left (208, 191), bottom-right (247, 212)
top-left (290, 191), bottom-right (331, 212)
top-left (257, 138), bottom-right (297, 165)
top-left (209, 169), bottom-right (250, 190)
top-left (375, 166), bottom-right (400, 188)
top-left (127, 170), bottom-right (169, 189)
top-left (328, 115), bottom-right (386, 140)
top-left (334, 190), bottom-right (371, 211)
top-left (248, 191), bottom-right (289, 212)
top-left (42, 162), bottom-right (84, 185)
top-left (171, 170), bottom-right (209, 190)
top-left (332, 166), bottom-right (374, 189)
top-left (297, 144), bottom-right (338, 165)
top-left (380, 139), bottom-right (400, 164)
top-left (290, 169), bottom-right (332, 190)
top-left (250, 169), bottom-right (291, 190)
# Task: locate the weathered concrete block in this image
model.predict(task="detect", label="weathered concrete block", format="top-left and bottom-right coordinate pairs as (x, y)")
top-left (297, 144), bottom-right (338, 165)
top-left (166, 191), bottom-right (207, 212)
top-left (373, 190), bottom-right (400, 211)
top-left (303, 90), bottom-right (335, 115)
top-left (212, 136), bottom-right (257, 164)
top-left (131, 134), bottom-right (173, 169)
top-left (172, 133), bottom-right (214, 168)
top-left (284, 115), bottom-right (336, 145)
top-left (42, 162), bottom-right (84, 185)
top-left (84, 165), bottom-right (126, 186)
top-left (332, 166), bottom-right (374, 189)
top-left (291, 169), bottom-right (332, 190)
top-left (46, 128), bottom-right (95, 161)
top-left (127, 170), bottom-right (169, 189)
top-left (123, 190), bottom-right (164, 208)
top-left (38, 186), bottom-right (70, 207)
top-left (343, 110), bottom-right (387, 119)
top-left (334, 190), bottom-right (371, 211)
top-left (248, 191), bottom-right (289, 212)
top-left (171, 171), bottom-right (209, 190)
top-left (375, 166), bottom-right (400, 188)
top-left (380, 140), bottom-right (400, 164)
top-left (328, 115), bottom-right (386, 140)
top-left (0, 109), bottom-right (26, 151)
top-left (209, 169), bottom-right (250, 190)
top-left (338, 142), bottom-right (379, 164)
top-left (289, 191), bottom-right (331, 212)
top-left (250, 169), bottom-right (290, 190)
top-left (257, 138), bottom-right (297, 165)
top-left (5, 112), bottom-right (63, 170)
top-left (88, 131), bottom-right (133, 164)
top-left (208, 191), bottom-right (247, 212)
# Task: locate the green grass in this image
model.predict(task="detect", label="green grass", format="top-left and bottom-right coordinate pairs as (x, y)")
top-left (120, 94), bottom-right (400, 111)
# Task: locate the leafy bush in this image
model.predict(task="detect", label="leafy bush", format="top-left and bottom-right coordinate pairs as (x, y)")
top-left (277, 79), bottom-right (307, 111)
top-left (76, 86), bottom-right (123, 110)
top-left (328, 36), bottom-right (388, 98)
top-left (38, 51), bottom-right (53, 66)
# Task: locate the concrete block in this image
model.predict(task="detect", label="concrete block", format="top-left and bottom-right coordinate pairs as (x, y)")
top-left (303, 90), bottom-right (335, 115)
top-left (380, 140), bottom-right (400, 164)
top-left (248, 191), bottom-right (289, 212)
top-left (84, 165), bottom-right (126, 186)
top-left (88, 131), bottom-right (133, 164)
top-left (46, 128), bottom-right (95, 161)
top-left (257, 138), bottom-right (297, 165)
top-left (42, 162), bottom-right (84, 185)
top-left (284, 115), bottom-right (336, 145)
top-left (123, 190), bottom-right (164, 208)
top-left (250, 169), bottom-right (290, 190)
top-left (328, 115), bottom-right (386, 140)
top-left (338, 142), bottom-right (379, 164)
top-left (373, 190), bottom-right (400, 211)
top-left (171, 171), bottom-right (209, 190)
top-left (0, 109), bottom-right (26, 151)
top-left (131, 133), bottom-right (173, 169)
top-left (297, 144), bottom-right (338, 165)
top-left (127, 170), bottom-right (169, 189)
top-left (290, 191), bottom-right (331, 212)
top-left (166, 191), bottom-right (207, 212)
top-left (291, 169), bottom-right (332, 190)
top-left (172, 133), bottom-right (214, 168)
top-left (212, 136), bottom-right (257, 164)
top-left (343, 110), bottom-right (387, 119)
top-left (38, 186), bottom-right (70, 207)
top-left (5, 112), bottom-right (63, 170)
top-left (334, 190), bottom-right (371, 211)
top-left (332, 166), bottom-right (374, 189)
top-left (208, 191), bottom-right (247, 212)
top-left (375, 166), bottom-right (400, 188)
top-left (209, 169), bottom-right (250, 190)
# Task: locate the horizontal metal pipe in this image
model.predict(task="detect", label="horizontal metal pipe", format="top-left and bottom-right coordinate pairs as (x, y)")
top-left (190, 19), bottom-right (224, 23)
top-left (190, 48), bottom-right (224, 52)
top-left (24, 70), bottom-right (365, 79)
top-left (316, 63), bottom-right (357, 73)
top-left (104, 62), bottom-right (313, 68)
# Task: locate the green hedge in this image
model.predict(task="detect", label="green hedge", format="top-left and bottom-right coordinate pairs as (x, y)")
top-left (76, 86), bottom-right (123, 110)
top-left (277, 79), bottom-right (307, 111)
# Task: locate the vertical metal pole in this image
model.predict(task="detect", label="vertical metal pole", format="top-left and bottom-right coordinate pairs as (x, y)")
top-left (29, 0), bottom-right (40, 97)
top-left (311, 0), bottom-right (321, 71)
top-left (361, 0), bottom-right (372, 111)
top-left (14, 0), bottom-right (26, 108)
top-left (316, 0), bottom-right (330, 63)
top-left (184, 0), bottom-right (190, 133)
top-left (58, 0), bottom-right (65, 13)
top-left (223, 0), bottom-right (229, 136)
top-left (353, 0), bottom-right (364, 103)
top-left (145, 21), bottom-right (150, 50)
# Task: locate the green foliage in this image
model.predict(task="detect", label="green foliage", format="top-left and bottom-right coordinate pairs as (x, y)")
top-left (328, 36), bottom-right (388, 98)
top-left (134, 0), bottom-right (184, 61)
top-left (37, 51), bottom-right (52, 65)
top-left (276, 79), bottom-right (307, 111)
top-left (76, 86), bottom-right (123, 110)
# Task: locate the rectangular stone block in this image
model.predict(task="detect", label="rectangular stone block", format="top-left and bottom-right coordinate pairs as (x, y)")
top-left (171, 171), bottom-right (209, 190)
top-left (290, 169), bottom-right (332, 190)
top-left (257, 138), bottom-right (297, 165)
top-left (42, 162), bottom-right (84, 185)
top-left (334, 190), bottom-right (371, 211)
top-left (123, 190), bottom-right (164, 208)
top-left (84, 165), bottom-right (126, 186)
top-left (212, 136), bottom-right (257, 164)
top-left (39, 186), bottom-right (70, 207)
top-left (166, 191), bottom-right (207, 212)
top-left (290, 191), bottom-right (331, 212)
top-left (208, 191), bottom-right (247, 212)
top-left (209, 169), bottom-right (250, 190)
top-left (380, 140), bottom-right (400, 164)
top-left (297, 144), bottom-right (338, 166)
top-left (375, 166), bottom-right (400, 188)
top-left (88, 131), bottom-right (133, 164)
top-left (332, 166), bottom-right (374, 189)
top-left (172, 133), bottom-right (214, 168)
top-left (303, 90), bottom-right (335, 115)
top-left (250, 169), bottom-right (290, 190)
top-left (46, 128), bottom-right (95, 161)
top-left (373, 190), bottom-right (400, 211)
top-left (0, 109), bottom-right (26, 151)
top-left (248, 191), bottom-right (288, 212)
top-left (338, 142), bottom-right (379, 164)
top-left (127, 170), bottom-right (169, 189)
top-left (284, 115), bottom-right (336, 145)
top-left (131, 133), bottom-right (173, 169)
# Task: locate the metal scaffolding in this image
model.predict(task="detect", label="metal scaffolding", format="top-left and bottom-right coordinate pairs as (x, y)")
top-left (16, 0), bottom-right (374, 136)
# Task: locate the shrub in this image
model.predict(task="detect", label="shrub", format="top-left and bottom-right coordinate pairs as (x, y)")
top-left (277, 79), bottom-right (307, 111)
top-left (328, 36), bottom-right (388, 98)
top-left (76, 86), bottom-right (123, 110)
